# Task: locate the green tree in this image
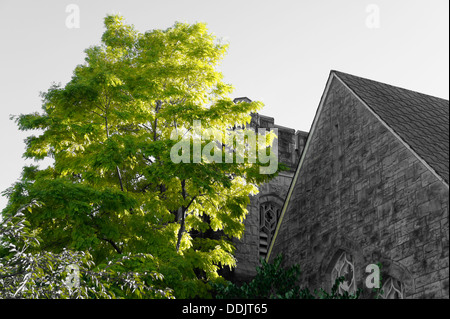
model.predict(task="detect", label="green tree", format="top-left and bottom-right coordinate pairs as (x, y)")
top-left (0, 202), bottom-right (173, 299)
top-left (213, 254), bottom-right (362, 299)
top-left (2, 15), bottom-right (278, 298)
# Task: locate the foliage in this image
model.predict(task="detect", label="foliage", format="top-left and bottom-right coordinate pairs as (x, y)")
top-left (2, 15), bottom-right (279, 298)
top-left (373, 262), bottom-right (384, 299)
top-left (213, 254), bottom-right (361, 299)
top-left (0, 202), bottom-right (172, 299)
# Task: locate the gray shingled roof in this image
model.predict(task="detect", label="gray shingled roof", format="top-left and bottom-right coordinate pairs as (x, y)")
top-left (333, 70), bottom-right (449, 184)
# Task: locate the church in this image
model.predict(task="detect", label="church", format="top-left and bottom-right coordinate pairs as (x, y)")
top-left (231, 70), bottom-right (449, 299)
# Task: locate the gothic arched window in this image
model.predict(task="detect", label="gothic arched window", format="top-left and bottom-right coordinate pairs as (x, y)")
top-left (331, 251), bottom-right (356, 294)
top-left (380, 277), bottom-right (404, 299)
top-left (259, 202), bottom-right (281, 259)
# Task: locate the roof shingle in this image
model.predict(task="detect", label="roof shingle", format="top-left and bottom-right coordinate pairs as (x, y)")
top-left (333, 70), bottom-right (449, 184)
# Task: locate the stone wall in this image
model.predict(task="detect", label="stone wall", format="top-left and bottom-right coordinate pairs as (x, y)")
top-left (269, 78), bottom-right (449, 298)
top-left (230, 110), bottom-right (308, 283)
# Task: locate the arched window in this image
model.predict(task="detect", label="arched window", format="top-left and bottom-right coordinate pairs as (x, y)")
top-left (331, 251), bottom-right (356, 294)
top-left (380, 277), bottom-right (404, 299)
top-left (259, 202), bottom-right (281, 259)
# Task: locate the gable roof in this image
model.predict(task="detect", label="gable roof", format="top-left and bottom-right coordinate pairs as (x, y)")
top-left (333, 70), bottom-right (449, 185)
top-left (266, 70), bottom-right (450, 261)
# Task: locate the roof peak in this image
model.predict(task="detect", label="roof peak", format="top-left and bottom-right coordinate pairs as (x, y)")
top-left (331, 69), bottom-right (449, 185)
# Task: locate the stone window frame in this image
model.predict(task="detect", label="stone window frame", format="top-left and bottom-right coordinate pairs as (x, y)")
top-left (319, 241), bottom-right (414, 298)
top-left (320, 238), bottom-right (364, 295)
top-left (378, 259), bottom-right (413, 298)
top-left (258, 195), bottom-right (284, 260)
top-left (330, 251), bottom-right (357, 295)
top-left (380, 276), bottom-right (404, 299)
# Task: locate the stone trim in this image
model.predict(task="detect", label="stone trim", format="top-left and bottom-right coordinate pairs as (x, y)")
top-left (266, 71), bottom-right (336, 261)
top-left (334, 73), bottom-right (449, 189)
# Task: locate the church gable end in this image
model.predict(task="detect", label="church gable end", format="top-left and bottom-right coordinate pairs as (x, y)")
top-left (268, 73), bottom-right (449, 299)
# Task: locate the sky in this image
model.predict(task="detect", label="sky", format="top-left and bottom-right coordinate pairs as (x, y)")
top-left (0, 0), bottom-right (449, 212)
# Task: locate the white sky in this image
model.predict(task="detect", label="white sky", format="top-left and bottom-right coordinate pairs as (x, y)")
top-left (0, 0), bottom-right (449, 212)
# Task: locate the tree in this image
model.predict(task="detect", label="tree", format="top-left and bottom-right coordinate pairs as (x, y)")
top-left (0, 202), bottom-right (172, 299)
top-left (2, 15), bottom-right (279, 298)
top-left (213, 254), bottom-right (362, 299)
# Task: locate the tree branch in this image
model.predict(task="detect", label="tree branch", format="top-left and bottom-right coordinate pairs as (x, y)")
top-left (153, 100), bottom-right (162, 141)
top-left (115, 166), bottom-right (124, 192)
top-left (176, 180), bottom-right (199, 252)
top-left (100, 237), bottom-right (122, 254)
top-left (104, 110), bottom-right (125, 192)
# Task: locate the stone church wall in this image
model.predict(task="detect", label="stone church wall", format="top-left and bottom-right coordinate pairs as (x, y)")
top-left (269, 78), bottom-right (449, 298)
top-left (230, 111), bottom-right (308, 283)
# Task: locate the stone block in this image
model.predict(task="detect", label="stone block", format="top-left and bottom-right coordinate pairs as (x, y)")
top-left (423, 281), bottom-right (442, 298)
